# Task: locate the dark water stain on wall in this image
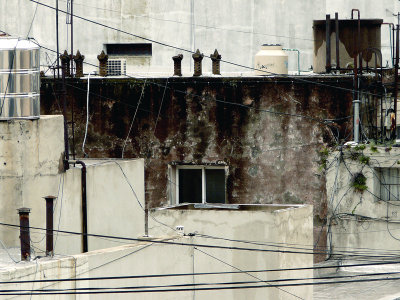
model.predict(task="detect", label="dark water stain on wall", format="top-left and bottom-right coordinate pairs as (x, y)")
top-left (41, 76), bottom-right (356, 217)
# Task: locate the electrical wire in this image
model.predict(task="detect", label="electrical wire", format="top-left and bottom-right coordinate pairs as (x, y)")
top-left (195, 247), bottom-right (304, 299)
top-left (153, 78), bottom-right (169, 135)
top-left (27, 0), bottom-right (386, 99)
top-left (121, 80), bottom-right (146, 158)
top-left (82, 72), bottom-right (94, 157)
top-left (26, 0), bottom-right (39, 38)
top-left (1, 221), bottom-right (400, 259)
top-left (3, 274), bottom-right (400, 296)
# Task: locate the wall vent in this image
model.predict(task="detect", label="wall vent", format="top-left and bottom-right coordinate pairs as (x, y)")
top-left (107, 59), bottom-right (126, 76)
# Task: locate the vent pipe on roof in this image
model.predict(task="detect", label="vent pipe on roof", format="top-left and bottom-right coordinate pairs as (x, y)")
top-left (44, 196), bottom-right (57, 257)
top-left (98, 50), bottom-right (108, 77)
top-left (192, 49), bottom-right (204, 77)
top-left (210, 49), bottom-right (221, 75)
top-left (18, 208), bottom-right (31, 261)
top-left (173, 54), bottom-right (183, 76)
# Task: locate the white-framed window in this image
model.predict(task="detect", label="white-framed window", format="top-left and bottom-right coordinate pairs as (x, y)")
top-left (378, 168), bottom-right (400, 201)
top-left (168, 165), bottom-right (227, 204)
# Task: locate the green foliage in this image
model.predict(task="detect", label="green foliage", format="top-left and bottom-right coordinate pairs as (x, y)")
top-left (359, 155), bottom-right (370, 165)
top-left (318, 147), bottom-right (329, 170)
top-left (352, 173), bottom-right (368, 192)
top-left (370, 145), bottom-right (378, 153)
top-left (354, 144), bottom-right (366, 151)
top-left (349, 151), bottom-right (360, 161)
top-left (385, 146), bottom-right (392, 152)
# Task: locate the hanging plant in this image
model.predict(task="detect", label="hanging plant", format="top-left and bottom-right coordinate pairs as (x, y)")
top-left (352, 173), bottom-right (367, 192)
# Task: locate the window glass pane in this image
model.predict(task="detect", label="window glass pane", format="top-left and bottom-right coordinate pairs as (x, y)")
top-left (179, 169), bottom-right (202, 203)
top-left (380, 168), bottom-right (400, 201)
top-left (205, 169), bottom-right (225, 203)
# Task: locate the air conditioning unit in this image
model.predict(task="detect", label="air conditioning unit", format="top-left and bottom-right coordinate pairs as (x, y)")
top-left (107, 59), bottom-right (126, 76)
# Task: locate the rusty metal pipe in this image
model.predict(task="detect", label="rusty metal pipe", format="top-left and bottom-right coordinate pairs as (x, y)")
top-left (44, 196), bottom-right (57, 256)
top-left (395, 25), bottom-right (399, 139)
top-left (18, 208), bottom-right (31, 261)
top-left (351, 9), bottom-right (361, 73)
top-left (62, 64), bottom-right (69, 171)
top-left (325, 14), bottom-right (331, 73)
top-left (335, 12), bottom-right (340, 70)
top-left (69, 160), bottom-right (88, 252)
top-left (144, 208), bottom-right (149, 236)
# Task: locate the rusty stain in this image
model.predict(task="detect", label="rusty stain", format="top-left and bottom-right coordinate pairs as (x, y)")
top-left (41, 76), bottom-right (357, 216)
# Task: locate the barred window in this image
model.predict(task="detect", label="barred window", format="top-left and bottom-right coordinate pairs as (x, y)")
top-left (379, 168), bottom-right (400, 201)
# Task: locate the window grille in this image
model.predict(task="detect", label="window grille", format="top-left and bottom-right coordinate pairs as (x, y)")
top-left (379, 168), bottom-right (400, 201)
top-left (107, 59), bottom-right (126, 76)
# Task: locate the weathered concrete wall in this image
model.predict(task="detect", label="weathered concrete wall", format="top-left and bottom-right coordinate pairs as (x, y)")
top-left (0, 116), bottom-right (64, 247)
top-left (326, 146), bottom-right (400, 256)
top-left (0, 115), bottom-right (146, 254)
top-left (2, 0), bottom-right (397, 74)
top-left (40, 76), bottom-right (354, 225)
top-left (0, 205), bottom-right (313, 299)
top-left (150, 204), bottom-right (314, 299)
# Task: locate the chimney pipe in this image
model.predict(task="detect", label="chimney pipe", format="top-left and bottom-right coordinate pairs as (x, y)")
top-left (172, 54), bottom-right (183, 76)
top-left (192, 49), bottom-right (204, 77)
top-left (97, 50), bottom-right (109, 77)
top-left (60, 50), bottom-right (71, 77)
top-left (210, 49), bottom-right (221, 75)
top-left (18, 208), bottom-right (31, 261)
top-left (44, 196), bottom-right (57, 256)
top-left (73, 50), bottom-right (85, 78)
top-left (325, 14), bottom-right (331, 73)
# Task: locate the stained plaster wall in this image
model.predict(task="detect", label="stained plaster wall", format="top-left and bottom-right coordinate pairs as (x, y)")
top-left (0, 205), bottom-right (313, 300)
top-left (0, 115), bottom-right (145, 255)
top-left (40, 76), bottom-right (354, 225)
top-left (326, 147), bottom-right (400, 255)
top-left (149, 204), bottom-right (314, 299)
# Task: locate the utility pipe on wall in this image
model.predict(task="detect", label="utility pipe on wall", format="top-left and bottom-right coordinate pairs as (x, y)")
top-left (44, 196), bottom-right (56, 256)
top-left (283, 48), bottom-right (300, 75)
top-left (69, 160), bottom-right (88, 252)
top-left (18, 208), bottom-right (31, 261)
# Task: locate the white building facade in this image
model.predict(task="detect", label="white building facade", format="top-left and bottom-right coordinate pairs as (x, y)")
top-left (1, 0), bottom-right (399, 75)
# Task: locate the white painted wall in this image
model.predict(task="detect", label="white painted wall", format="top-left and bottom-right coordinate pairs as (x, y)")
top-left (0, 203), bottom-right (313, 300)
top-left (326, 147), bottom-right (400, 255)
top-left (0, 116), bottom-right (146, 256)
top-left (2, 0), bottom-right (396, 75)
top-left (149, 204), bottom-right (314, 300)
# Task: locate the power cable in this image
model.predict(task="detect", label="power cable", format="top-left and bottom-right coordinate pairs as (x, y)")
top-left (82, 72), bottom-right (94, 157)
top-left (2, 221), bottom-right (399, 258)
top-left (195, 247), bottom-right (304, 299)
top-left (6, 270), bottom-right (400, 294)
top-left (3, 274), bottom-right (400, 295)
top-left (27, 0), bottom-right (386, 98)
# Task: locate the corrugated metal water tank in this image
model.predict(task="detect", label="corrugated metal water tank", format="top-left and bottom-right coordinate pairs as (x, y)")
top-left (0, 38), bottom-right (40, 120)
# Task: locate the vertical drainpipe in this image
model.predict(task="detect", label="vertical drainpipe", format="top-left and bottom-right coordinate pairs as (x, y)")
top-left (395, 25), bottom-right (399, 139)
top-left (44, 196), bottom-right (56, 257)
top-left (351, 9), bottom-right (360, 143)
top-left (325, 14), bottom-right (331, 73)
top-left (335, 12), bottom-right (340, 70)
top-left (18, 208), bottom-right (31, 261)
top-left (69, 160), bottom-right (88, 252)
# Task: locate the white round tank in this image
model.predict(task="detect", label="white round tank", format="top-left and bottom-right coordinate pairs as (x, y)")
top-left (254, 44), bottom-right (288, 75)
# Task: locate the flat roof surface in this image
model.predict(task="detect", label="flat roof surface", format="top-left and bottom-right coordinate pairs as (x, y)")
top-left (156, 203), bottom-right (307, 211)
